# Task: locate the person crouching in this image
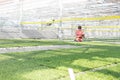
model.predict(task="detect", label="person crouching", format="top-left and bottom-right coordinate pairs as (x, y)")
top-left (75, 26), bottom-right (85, 42)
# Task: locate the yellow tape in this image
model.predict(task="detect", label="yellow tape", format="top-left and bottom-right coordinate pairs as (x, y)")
top-left (85, 30), bottom-right (120, 32)
top-left (69, 15), bottom-right (120, 21)
top-left (21, 15), bottom-right (120, 24)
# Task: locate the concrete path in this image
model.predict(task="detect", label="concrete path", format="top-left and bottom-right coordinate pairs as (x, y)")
top-left (0, 45), bottom-right (78, 54)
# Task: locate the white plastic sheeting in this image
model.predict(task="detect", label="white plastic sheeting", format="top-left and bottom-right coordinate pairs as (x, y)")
top-left (0, 0), bottom-right (120, 39)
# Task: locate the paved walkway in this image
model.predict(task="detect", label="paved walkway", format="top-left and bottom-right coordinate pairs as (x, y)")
top-left (0, 45), bottom-right (78, 54)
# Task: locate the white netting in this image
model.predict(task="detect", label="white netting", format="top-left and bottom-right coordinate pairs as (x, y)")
top-left (0, 0), bottom-right (120, 40)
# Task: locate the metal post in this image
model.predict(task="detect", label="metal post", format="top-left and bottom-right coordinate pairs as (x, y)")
top-left (58, 0), bottom-right (63, 40)
top-left (19, 0), bottom-right (23, 34)
top-left (15, 0), bottom-right (23, 34)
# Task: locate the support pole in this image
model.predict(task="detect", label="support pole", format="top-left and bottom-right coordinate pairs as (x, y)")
top-left (15, 0), bottom-right (23, 34)
top-left (58, 0), bottom-right (63, 40)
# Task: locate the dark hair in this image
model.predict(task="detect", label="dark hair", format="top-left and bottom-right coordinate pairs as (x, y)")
top-left (78, 26), bottom-right (82, 29)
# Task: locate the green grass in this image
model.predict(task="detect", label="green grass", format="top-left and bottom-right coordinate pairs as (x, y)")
top-left (0, 39), bottom-right (71, 48)
top-left (76, 64), bottom-right (120, 80)
top-left (0, 40), bottom-right (120, 80)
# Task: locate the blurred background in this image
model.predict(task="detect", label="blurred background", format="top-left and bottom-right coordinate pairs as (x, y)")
top-left (0, 0), bottom-right (120, 40)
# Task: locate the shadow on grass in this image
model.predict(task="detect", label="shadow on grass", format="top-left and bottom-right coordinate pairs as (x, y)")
top-left (0, 43), bottom-right (120, 80)
top-left (95, 68), bottom-right (120, 79)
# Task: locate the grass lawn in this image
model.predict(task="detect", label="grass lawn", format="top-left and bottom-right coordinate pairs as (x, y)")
top-left (76, 64), bottom-right (120, 80)
top-left (0, 39), bottom-right (71, 48)
top-left (0, 39), bottom-right (120, 80)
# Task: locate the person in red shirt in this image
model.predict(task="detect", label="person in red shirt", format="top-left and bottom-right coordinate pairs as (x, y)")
top-left (75, 26), bottom-right (85, 42)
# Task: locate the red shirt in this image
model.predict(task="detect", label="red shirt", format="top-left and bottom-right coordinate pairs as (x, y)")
top-left (75, 29), bottom-right (84, 38)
